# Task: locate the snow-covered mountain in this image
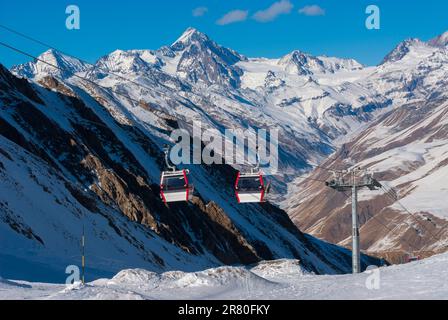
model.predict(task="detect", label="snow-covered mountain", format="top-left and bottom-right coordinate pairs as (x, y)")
top-left (13, 29), bottom-right (364, 198)
top-left (170, 27), bottom-right (246, 87)
top-left (285, 35), bottom-right (448, 261)
top-left (9, 30), bottom-right (395, 196)
top-left (1, 252), bottom-right (447, 300)
top-left (6, 27), bottom-right (448, 270)
top-left (278, 50), bottom-right (363, 75)
top-left (1, 62), bottom-right (379, 283)
top-left (10, 49), bottom-right (91, 80)
top-left (428, 31), bottom-right (448, 48)
top-left (286, 93), bottom-right (448, 262)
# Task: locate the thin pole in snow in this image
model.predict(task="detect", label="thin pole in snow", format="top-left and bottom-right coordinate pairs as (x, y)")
top-left (82, 225), bottom-right (85, 285)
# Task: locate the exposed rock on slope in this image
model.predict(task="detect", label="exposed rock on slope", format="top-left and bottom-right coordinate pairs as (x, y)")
top-left (8, 27), bottom-right (448, 266)
top-left (0, 64), bottom-right (377, 282)
top-left (286, 96), bottom-right (448, 263)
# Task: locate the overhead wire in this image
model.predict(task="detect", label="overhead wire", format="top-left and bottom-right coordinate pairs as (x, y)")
top-left (338, 191), bottom-right (426, 254)
top-left (306, 161), bottom-right (345, 173)
top-left (0, 23), bottom-right (280, 133)
top-left (380, 184), bottom-right (446, 246)
top-left (0, 23), bottom-right (184, 109)
top-left (1, 24), bottom-right (358, 176)
top-left (4, 25), bottom-right (447, 245)
top-left (0, 23), bottom-right (201, 132)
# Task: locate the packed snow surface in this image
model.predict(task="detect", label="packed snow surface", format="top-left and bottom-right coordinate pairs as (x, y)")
top-left (1, 254), bottom-right (447, 300)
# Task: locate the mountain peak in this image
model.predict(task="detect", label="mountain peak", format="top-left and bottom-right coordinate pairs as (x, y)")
top-left (171, 27), bottom-right (209, 50)
top-left (380, 38), bottom-right (424, 65)
top-left (278, 50), bottom-right (363, 75)
top-left (11, 49), bottom-right (90, 79)
top-left (38, 49), bottom-right (67, 64)
top-left (168, 27), bottom-right (246, 87)
top-left (182, 26), bottom-right (200, 36)
top-left (428, 31), bottom-right (448, 47)
top-left (40, 48), bottom-right (60, 56)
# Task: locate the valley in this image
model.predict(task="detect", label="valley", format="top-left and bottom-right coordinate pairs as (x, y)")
top-left (1, 26), bottom-right (448, 284)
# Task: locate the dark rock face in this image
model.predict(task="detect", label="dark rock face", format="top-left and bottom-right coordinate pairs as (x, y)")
top-left (284, 51), bottom-right (317, 75)
top-left (171, 28), bottom-right (245, 88)
top-left (0, 65), bottom-right (43, 104)
top-left (0, 64), bottom-right (373, 274)
top-left (288, 97), bottom-right (448, 261)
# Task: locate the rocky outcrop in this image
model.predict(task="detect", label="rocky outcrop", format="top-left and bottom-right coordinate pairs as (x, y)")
top-left (171, 28), bottom-right (245, 88)
top-left (0, 64), bottom-right (375, 277)
top-left (287, 97), bottom-right (448, 261)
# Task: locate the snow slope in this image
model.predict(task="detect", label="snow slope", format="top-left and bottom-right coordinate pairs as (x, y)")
top-left (1, 252), bottom-right (447, 300)
top-left (12, 28), bottom-right (448, 202)
top-left (279, 30), bottom-right (448, 259)
top-left (5, 27), bottom-right (448, 274)
top-left (0, 134), bottom-right (218, 283)
top-left (1, 59), bottom-right (373, 283)
top-left (11, 49), bottom-right (91, 80)
top-left (8, 28), bottom-right (402, 199)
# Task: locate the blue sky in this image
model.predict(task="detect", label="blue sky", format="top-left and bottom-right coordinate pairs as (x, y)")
top-left (0, 0), bottom-right (447, 68)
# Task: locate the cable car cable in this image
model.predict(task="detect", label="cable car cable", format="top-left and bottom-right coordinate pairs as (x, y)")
top-left (0, 23), bottom-right (185, 106)
top-left (380, 185), bottom-right (445, 245)
top-left (338, 191), bottom-right (425, 254)
top-left (0, 27), bottom-right (347, 176)
top-left (0, 40), bottom-right (191, 130)
top-left (0, 38), bottom-right (355, 198)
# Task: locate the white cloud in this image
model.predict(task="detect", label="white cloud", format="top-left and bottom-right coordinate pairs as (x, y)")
top-left (298, 5), bottom-right (325, 16)
top-left (253, 0), bottom-right (293, 23)
top-left (192, 7), bottom-right (208, 17)
top-left (216, 10), bottom-right (249, 25)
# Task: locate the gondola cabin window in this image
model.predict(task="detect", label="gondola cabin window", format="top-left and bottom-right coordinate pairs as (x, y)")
top-left (238, 177), bottom-right (263, 191)
top-left (164, 175), bottom-right (187, 190)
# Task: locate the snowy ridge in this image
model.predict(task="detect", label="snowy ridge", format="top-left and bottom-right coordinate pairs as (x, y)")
top-left (11, 49), bottom-right (91, 80)
top-left (278, 50), bottom-right (363, 75)
top-left (286, 88), bottom-right (448, 258)
top-left (11, 29), bottom-right (448, 200)
top-left (4, 27), bottom-right (448, 276)
top-left (428, 31), bottom-right (448, 48)
top-left (1, 60), bottom-right (376, 283)
top-left (1, 252), bottom-right (447, 300)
